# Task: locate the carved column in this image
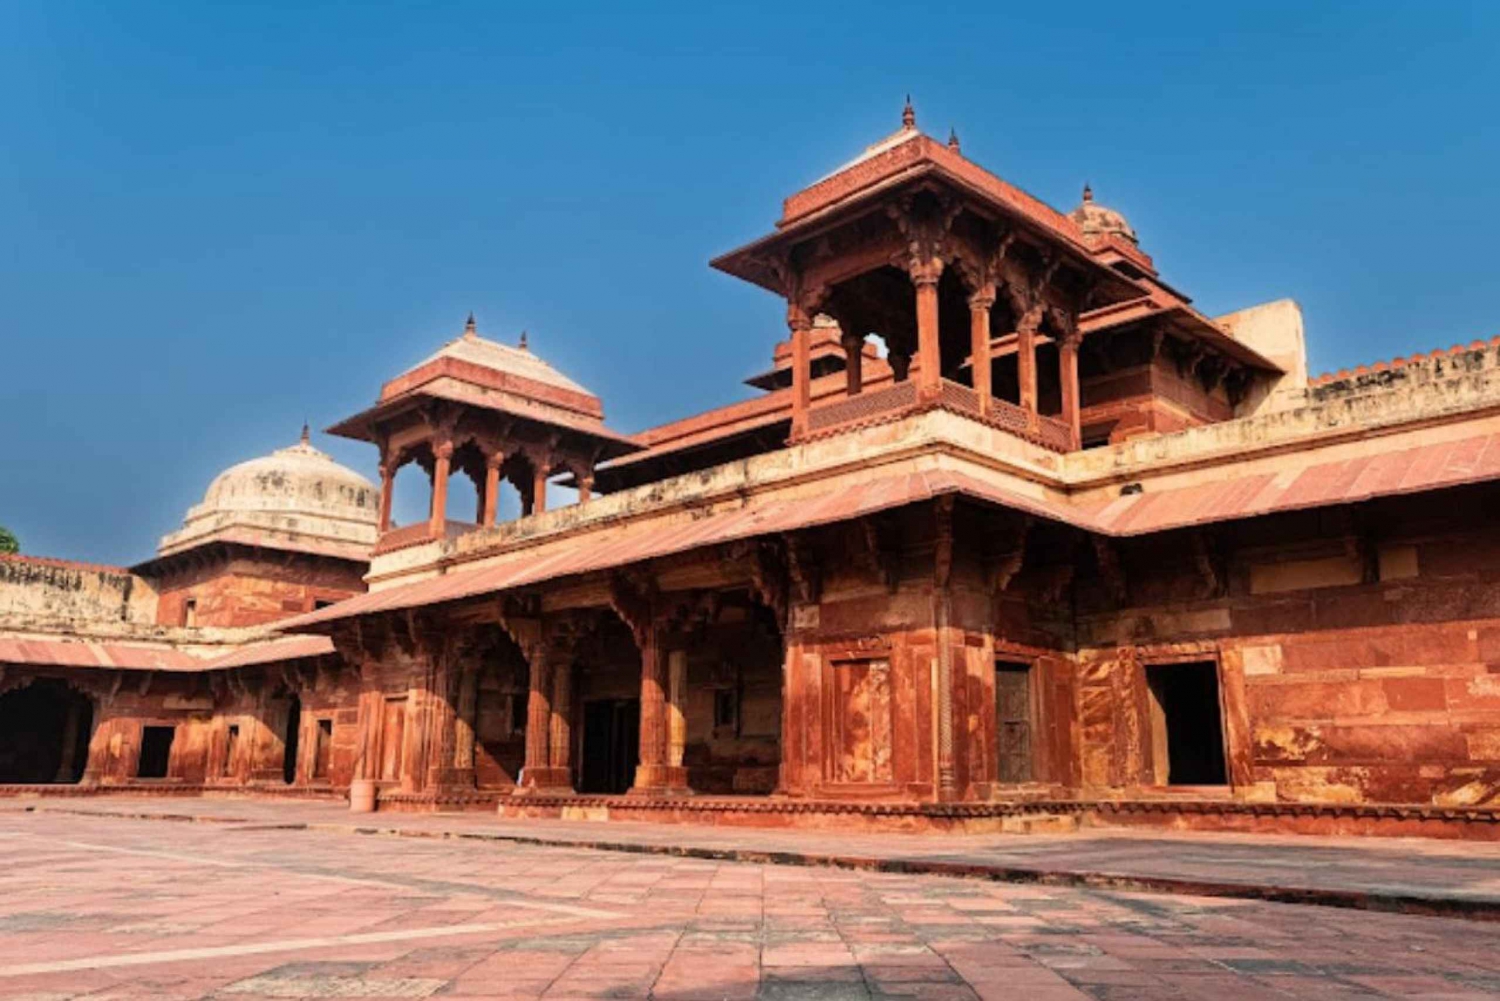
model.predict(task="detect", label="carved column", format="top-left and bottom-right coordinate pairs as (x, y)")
top-left (378, 463), bottom-right (395, 533)
top-left (912, 260), bottom-right (944, 399)
top-left (453, 663), bottom-right (479, 772)
top-left (578, 471), bottom-right (595, 504)
top-left (481, 450), bottom-right (504, 527)
top-left (789, 306), bottom-right (813, 439)
top-left (840, 331), bottom-right (864, 397)
top-left (531, 455), bottom-right (550, 515)
top-left (635, 621), bottom-right (669, 790)
top-left (520, 637), bottom-right (552, 787)
top-left (666, 648), bottom-right (688, 772)
top-left (429, 439), bottom-right (453, 538)
top-left (968, 285), bottom-right (995, 415)
top-left (549, 655), bottom-right (573, 782)
top-left (1017, 310), bottom-right (1040, 424)
top-left (1059, 330), bottom-right (1082, 450)
top-left (934, 496), bottom-right (958, 800)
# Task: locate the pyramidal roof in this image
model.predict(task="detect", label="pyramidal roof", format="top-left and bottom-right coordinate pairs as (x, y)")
top-left (406, 316), bottom-right (590, 397)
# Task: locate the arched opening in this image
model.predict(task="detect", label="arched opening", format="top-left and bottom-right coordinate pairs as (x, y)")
top-left (0, 679), bottom-right (94, 784)
top-left (390, 456), bottom-right (431, 529)
top-left (282, 694), bottom-right (301, 784)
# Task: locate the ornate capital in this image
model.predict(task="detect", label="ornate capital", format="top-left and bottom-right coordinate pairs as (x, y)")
top-left (433, 439), bottom-right (455, 461)
top-left (967, 286), bottom-right (996, 310)
top-left (908, 257), bottom-right (944, 287)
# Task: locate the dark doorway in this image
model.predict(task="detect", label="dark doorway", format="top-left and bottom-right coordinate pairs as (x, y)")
top-left (995, 661), bottom-right (1034, 784)
top-left (282, 695), bottom-right (302, 785)
top-left (222, 724), bottom-right (240, 778)
top-left (580, 699), bottom-right (639, 794)
top-left (1145, 662), bottom-right (1228, 785)
top-left (313, 718), bottom-right (333, 781)
top-left (137, 725), bottom-right (175, 779)
top-left (0, 680), bottom-right (93, 784)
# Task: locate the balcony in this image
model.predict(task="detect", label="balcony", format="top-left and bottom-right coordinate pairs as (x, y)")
top-left (803, 379), bottom-right (1074, 452)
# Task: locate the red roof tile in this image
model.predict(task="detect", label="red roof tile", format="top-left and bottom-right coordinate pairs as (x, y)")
top-left (0, 636), bottom-right (201, 672)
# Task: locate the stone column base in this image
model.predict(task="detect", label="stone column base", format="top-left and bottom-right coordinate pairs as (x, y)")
top-left (629, 764), bottom-right (691, 796)
top-left (514, 767), bottom-right (574, 793)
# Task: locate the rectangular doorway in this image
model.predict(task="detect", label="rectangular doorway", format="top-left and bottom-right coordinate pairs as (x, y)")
top-left (1145, 662), bottom-right (1228, 785)
top-left (137, 725), bottom-right (175, 779)
top-left (580, 698), bottom-right (639, 794)
top-left (313, 718), bottom-right (333, 780)
top-left (995, 661), bottom-right (1034, 783)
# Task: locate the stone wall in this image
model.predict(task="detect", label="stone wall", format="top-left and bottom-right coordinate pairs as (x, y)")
top-left (0, 555), bottom-right (157, 625)
top-left (1074, 482), bottom-right (1500, 806)
top-left (153, 551), bottom-right (367, 628)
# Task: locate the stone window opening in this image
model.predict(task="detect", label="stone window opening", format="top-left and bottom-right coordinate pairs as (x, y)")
top-left (181, 599), bottom-right (197, 628)
top-left (282, 694), bottom-right (301, 785)
top-left (1144, 661), bottom-right (1228, 786)
top-left (137, 725), bottom-right (175, 779)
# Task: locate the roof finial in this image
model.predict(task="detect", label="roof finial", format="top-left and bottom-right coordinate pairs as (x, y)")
top-left (902, 95), bottom-right (915, 129)
top-left (464, 312), bottom-right (477, 337)
top-left (947, 127), bottom-right (960, 152)
top-left (519, 329), bottom-right (529, 350)
top-left (300, 421), bottom-right (310, 445)
top-left (1082, 183), bottom-right (1093, 203)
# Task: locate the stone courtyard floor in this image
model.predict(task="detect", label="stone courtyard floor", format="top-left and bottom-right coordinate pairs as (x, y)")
top-left (3, 806), bottom-right (1500, 998)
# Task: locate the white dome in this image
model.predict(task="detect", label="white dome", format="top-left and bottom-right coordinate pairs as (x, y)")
top-left (158, 429), bottom-right (378, 561)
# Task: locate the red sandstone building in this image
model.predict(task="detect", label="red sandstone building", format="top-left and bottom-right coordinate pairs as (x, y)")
top-left (6, 104), bottom-right (1500, 837)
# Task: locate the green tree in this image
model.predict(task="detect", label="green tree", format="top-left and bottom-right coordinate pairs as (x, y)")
top-left (0, 525), bottom-right (17, 555)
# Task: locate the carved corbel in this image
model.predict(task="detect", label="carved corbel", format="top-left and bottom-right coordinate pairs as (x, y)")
top-left (137, 671), bottom-right (153, 698)
top-left (729, 538), bottom-right (788, 625)
top-left (988, 516), bottom-right (1032, 594)
top-left (1036, 563), bottom-right (1076, 605)
top-left (607, 571), bottom-right (656, 648)
top-left (857, 514), bottom-right (899, 593)
top-left (783, 532), bottom-right (821, 606)
top-left (1091, 536), bottom-right (1128, 605)
top-left (1191, 529), bottom-right (1228, 600)
top-left (106, 670), bottom-right (125, 706)
top-left (496, 594), bottom-right (545, 665)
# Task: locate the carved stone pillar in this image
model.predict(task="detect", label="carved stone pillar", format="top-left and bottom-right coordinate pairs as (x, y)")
top-left (912, 260), bottom-right (943, 399)
top-left (840, 330), bottom-right (864, 397)
top-left (454, 663), bottom-right (479, 772)
top-left (578, 472), bottom-right (594, 504)
top-left (481, 450), bottom-right (504, 527)
top-left (631, 628), bottom-right (690, 795)
top-left (531, 455), bottom-right (550, 515)
top-left (789, 306), bottom-right (813, 439)
top-left (1059, 331), bottom-right (1082, 450)
top-left (513, 624), bottom-right (571, 792)
top-left (934, 497), bottom-right (958, 801)
top-left (666, 649), bottom-right (687, 771)
top-left (1017, 312), bottom-right (1040, 423)
top-left (549, 656), bottom-right (573, 781)
top-left (429, 439), bottom-right (453, 538)
top-left (968, 286), bottom-right (995, 415)
top-left (378, 463), bottom-right (395, 533)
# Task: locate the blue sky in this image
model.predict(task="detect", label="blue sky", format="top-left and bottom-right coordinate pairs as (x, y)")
top-left (3, 1), bottom-right (1497, 565)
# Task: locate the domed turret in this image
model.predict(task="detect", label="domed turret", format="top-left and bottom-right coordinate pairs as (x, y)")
top-left (157, 427), bottom-right (378, 561)
top-left (1069, 184), bottom-right (1138, 245)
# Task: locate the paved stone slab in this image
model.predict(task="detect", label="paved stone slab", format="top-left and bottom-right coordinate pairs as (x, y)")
top-left (12, 796), bottom-right (1500, 919)
top-left (4, 811), bottom-right (1500, 998)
